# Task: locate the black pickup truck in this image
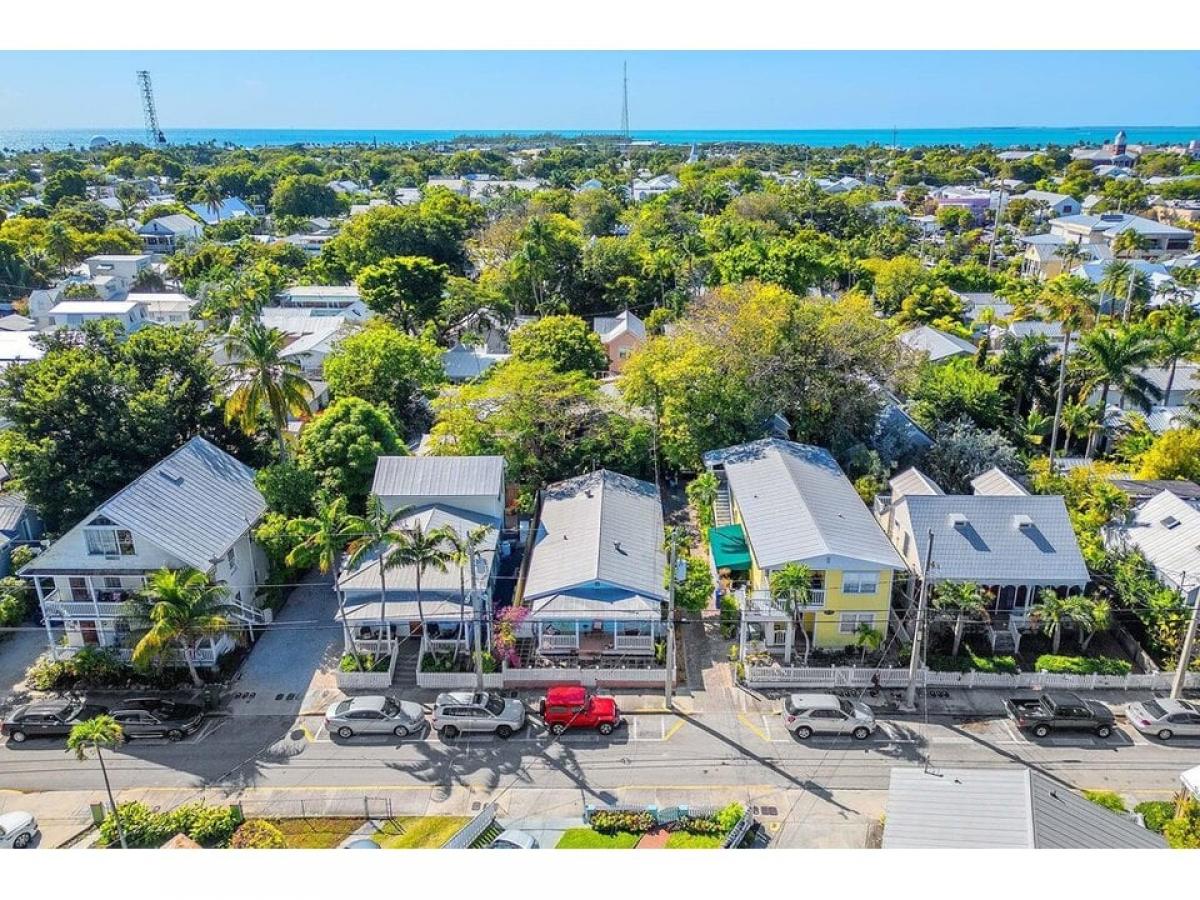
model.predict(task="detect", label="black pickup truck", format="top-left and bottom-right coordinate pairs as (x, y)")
top-left (1005, 691), bottom-right (1115, 739)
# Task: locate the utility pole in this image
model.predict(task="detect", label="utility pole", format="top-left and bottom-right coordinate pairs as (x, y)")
top-left (1170, 571), bottom-right (1198, 700)
top-left (664, 528), bottom-right (680, 709)
top-left (904, 531), bottom-right (936, 711)
top-left (471, 544), bottom-right (484, 691)
top-left (987, 185), bottom-right (1006, 272)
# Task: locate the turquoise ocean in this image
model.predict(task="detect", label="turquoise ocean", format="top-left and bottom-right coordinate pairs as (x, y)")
top-left (2, 126), bottom-right (1199, 152)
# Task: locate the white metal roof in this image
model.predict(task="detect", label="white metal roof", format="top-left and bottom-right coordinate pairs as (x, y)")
top-left (371, 455), bottom-right (504, 500)
top-left (889, 467), bottom-right (944, 500)
top-left (1110, 489), bottom-right (1200, 590)
top-left (970, 467), bottom-right (1030, 497)
top-left (522, 469), bottom-right (667, 603)
top-left (704, 439), bottom-right (904, 571)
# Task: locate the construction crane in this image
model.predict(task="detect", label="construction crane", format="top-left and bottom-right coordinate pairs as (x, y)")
top-left (136, 70), bottom-right (167, 145)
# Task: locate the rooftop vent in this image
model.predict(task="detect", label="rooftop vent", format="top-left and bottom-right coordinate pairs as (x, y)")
top-left (158, 469), bottom-right (184, 487)
top-left (1013, 514), bottom-right (1034, 529)
top-left (948, 513), bottom-right (969, 528)
top-left (1161, 515), bottom-right (1181, 530)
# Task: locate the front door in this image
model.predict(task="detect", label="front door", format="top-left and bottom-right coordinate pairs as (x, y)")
top-left (79, 621), bottom-right (99, 645)
top-left (69, 577), bottom-right (89, 602)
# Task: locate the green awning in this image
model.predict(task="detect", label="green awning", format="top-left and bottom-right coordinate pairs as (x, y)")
top-left (709, 524), bottom-right (751, 571)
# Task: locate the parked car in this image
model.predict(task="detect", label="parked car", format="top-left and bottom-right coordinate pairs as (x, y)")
top-left (782, 693), bottom-right (876, 740)
top-left (109, 698), bottom-right (204, 741)
top-left (325, 696), bottom-right (426, 739)
top-left (432, 691), bottom-right (526, 739)
top-left (1005, 691), bottom-right (1115, 738)
top-left (1126, 698), bottom-right (1200, 740)
top-left (0, 811), bottom-right (38, 849)
top-left (1, 699), bottom-right (109, 743)
top-left (489, 829), bottom-right (538, 849)
top-left (538, 685), bottom-right (622, 735)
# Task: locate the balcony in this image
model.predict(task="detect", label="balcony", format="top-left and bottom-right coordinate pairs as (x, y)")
top-left (41, 591), bottom-right (130, 620)
top-left (743, 588), bottom-right (825, 618)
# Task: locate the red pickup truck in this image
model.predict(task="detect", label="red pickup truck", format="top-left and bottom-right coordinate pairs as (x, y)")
top-left (538, 685), bottom-right (623, 736)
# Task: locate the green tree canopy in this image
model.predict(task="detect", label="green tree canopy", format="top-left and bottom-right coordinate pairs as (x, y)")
top-left (355, 255), bottom-right (449, 332)
top-left (297, 397), bottom-right (402, 509)
top-left (323, 319), bottom-right (443, 429)
top-left (508, 314), bottom-right (608, 375)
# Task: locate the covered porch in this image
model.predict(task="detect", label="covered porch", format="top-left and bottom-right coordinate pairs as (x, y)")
top-left (520, 590), bottom-right (663, 666)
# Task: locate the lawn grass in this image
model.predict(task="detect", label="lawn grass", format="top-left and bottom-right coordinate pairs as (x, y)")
top-left (665, 831), bottom-right (724, 849)
top-left (373, 816), bottom-right (471, 849)
top-left (267, 817), bottom-right (365, 849)
top-left (556, 828), bottom-right (641, 849)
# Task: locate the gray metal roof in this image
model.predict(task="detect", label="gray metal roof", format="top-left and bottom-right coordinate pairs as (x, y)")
top-left (896, 493), bottom-right (1088, 585)
top-left (337, 504), bottom-right (500, 595)
top-left (522, 470), bottom-right (667, 603)
top-left (704, 439), bottom-right (904, 571)
top-left (970, 467), bottom-right (1030, 497)
top-left (897, 325), bottom-right (976, 362)
top-left (0, 492), bottom-right (28, 533)
top-left (371, 455), bottom-right (504, 499)
top-left (1109, 490), bottom-right (1200, 587)
top-left (889, 467), bottom-right (944, 499)
top-left (884, 767), bottom-right (1164, 849)
top-left (26, 437), bottom-right (265, 574)
top-left (1107, 477), bottom-right (1200, 504)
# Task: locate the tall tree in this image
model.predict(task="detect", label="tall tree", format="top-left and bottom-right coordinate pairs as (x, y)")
top-left (197, 180), bottom-right (224, 222)
top-left (222, 319), bottom-right (313, 460)
top-left (68, 716), bottom-right (127, 849)
top-left (1077, 324), bottom-right (1162, 458)
top-left (386, 522), bottom-right (455, 643)
top-left (287, 496), bottom-right (362, 667)
top-left (1041, 275), bottom-right (1097, 466)
top-left (1148, 304), bottom-right (1200, 400)
top-left (932, 581), bottom-right (989, 657)
top-left (131, 568), bottom-right (236, 688)
top-left (344, 496), bottom-right (410, 641)
top-left (770, 562), bottom-right (814, 665)
top-left (445, 523), bottom-right (496, 663)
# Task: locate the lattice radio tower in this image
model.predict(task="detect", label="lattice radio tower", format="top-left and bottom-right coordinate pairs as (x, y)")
top-left (137, 70), bottom-right (167, 145)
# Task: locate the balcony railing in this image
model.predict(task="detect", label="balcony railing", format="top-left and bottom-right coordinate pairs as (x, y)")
top-left (743, 588), bottom-right (825, 617)
top-left (43, 597), bottom-right (130, 619)
top-left (613, 633), bottom-right (655, 653)
top-left (539, 633), bottom-right (580, 652)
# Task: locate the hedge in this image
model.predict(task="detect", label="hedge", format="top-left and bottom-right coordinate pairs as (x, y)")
top-left (98, 801), bottom-right (243, 848)
top-left (1034, 655), bottom-right (1132, 676)
top-left (927, 650), bottom-right (1017, 674)
top-left (1135, 801), bottom-right (1175, 834)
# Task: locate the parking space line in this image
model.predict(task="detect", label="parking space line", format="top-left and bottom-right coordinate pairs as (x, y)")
top-left (737, 713), bottom-right (771, 742)
top-left (1000, 721), bottom-right (1029, 745)
top-left (663, 718), bottom-right (685, 741)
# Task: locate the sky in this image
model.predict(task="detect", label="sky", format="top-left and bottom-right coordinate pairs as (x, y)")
top-left (0, 51), bottom-right (1198, 131)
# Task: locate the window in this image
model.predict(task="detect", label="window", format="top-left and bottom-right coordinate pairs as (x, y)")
top-left (103, 577), bottom-right (122, 590)
top-left (85, 528), bottom-right (135, 557)
top-left (839, 612), bottom-right (875, 635)
top-left (841, 572), bottom-right (879, 595)
top-left (226, 547), bottom-right (238, 572)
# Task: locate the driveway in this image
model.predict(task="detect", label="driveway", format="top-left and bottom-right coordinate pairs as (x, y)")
top-left (227, 572), bottom-right (343, 719)
top-left (0, 624), bottom-right (49, 713)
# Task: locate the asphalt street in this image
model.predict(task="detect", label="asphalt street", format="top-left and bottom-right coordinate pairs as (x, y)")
top-left (3, 702), bottom-right (1196, 802)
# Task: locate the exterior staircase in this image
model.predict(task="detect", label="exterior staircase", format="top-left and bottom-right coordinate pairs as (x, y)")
top-left (714, 476), bottom-right (733, 527)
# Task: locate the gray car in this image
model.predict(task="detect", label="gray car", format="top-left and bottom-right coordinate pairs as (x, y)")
top-left (431, 691), bottom-right (526, 739)
top-left (782, 693), bottom-right (876, 740)
top-left (325, 696), bottom-right (426, 739)
top-left (1126, 698), bottom-right (1200, 740)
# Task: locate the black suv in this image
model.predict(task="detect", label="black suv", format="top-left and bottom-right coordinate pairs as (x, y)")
top-left (109, 698), bottom-right (204, 741)
top-left (2, 699), bottom-right (109, 743)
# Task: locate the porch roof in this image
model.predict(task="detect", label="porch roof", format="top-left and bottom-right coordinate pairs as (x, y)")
top-left (709, 524), bottom-right (752, 571)
top-left (341, 594), bottom-right (468, 623)
top-left (526, 591), bottom-right (660, 621)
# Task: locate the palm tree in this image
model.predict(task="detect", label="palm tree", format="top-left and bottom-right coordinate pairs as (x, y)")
top-left (770, 562), bottom-right (814, 665)
top-left (68, 716), bottom-right (127, 849)
top-left (1099, 260), bottom-right (1152, 322)
top-left (990, 334), bottom-right (1056, 417)
top-left (1077, 598), bottom-right (1113, 653)
top-left (386, 522), bottom-right (456, 649)
top-left (445, 523), bottom-right (496, 664)
top-left (196, 180), bottom-right (224, 222)
top-left (1029, 590), bottom-right (1088, 654)
top-left (1148, 304), bottom-right (1200, 401)
top-left (1077, 324), bottom-right (1162, 457)
top-left (1060, 399), bottom-right (1100, 457)
top-left (854, 622), bottom-right (884, 664)
top-left (288, 496), bottom-right (362, 668)
top-left (114, 182), bottom-right (147, 221)
top-left (222, 319), bottom-right (313, 461)
top-left (932, 581), bottom-right (990, 657)
top-left (686, 471), bottom-right (719, 535)
top-left (1052, 240), bottom-right (1087, 279)
top-left (344, 496), bottom-right (410, 646)
top-left (131, 568), bottom-right (236, 688)
top-left (1019, 408), bottom-right (1053, 452)
top-left (1041, 274), bottom-right (1097, 467)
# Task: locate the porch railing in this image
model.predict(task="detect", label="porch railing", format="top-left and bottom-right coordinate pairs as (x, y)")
top-left (613, 633), bottom-right (655, 653)
top-left (744, 589), bottom-right (825, 616)
top-left (540, 633), bottom-right (580, 652)
top-left (44, 600), bottom-right (129, 619)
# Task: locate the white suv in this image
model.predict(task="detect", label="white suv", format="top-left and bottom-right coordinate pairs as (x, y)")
top-left (432, 692), bottom-right (526, 739)
top-left (782, 693), bottom-right (876, 740)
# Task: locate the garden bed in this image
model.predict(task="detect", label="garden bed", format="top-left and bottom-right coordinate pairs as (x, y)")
top-left (556, 828), bottom-right (641, 849)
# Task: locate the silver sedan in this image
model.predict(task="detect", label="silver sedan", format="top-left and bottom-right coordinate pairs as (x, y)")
top-left (325, 696), bottom-right (426, 739)
top-left (1126, 698), bottom-right (1200, 740)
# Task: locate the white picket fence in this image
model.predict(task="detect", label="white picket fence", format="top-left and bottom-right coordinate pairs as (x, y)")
top-left (334, 651), bottom-right (398, 690)
top-left (415, 671), bottom-right (505, 690)
top-left (745, 665), bottom-right (1200, 692)
top-left (503, 665), bottom-right (672, 688)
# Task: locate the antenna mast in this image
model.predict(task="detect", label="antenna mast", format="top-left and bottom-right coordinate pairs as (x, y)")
top-left (137, 70), bottom-right (167, 145)
top-left (622, 61), bottom-right (634, 202)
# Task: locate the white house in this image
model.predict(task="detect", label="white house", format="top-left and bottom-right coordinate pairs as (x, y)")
top-left (0, 332), bottom-right (45, 370)
top-left (132, 293), bottom-right (200, 325)
top-left (20, 437), bottom-right (270, 666)
top-left (336, 455), bottom-right (506, 659)
top-left (257, 307), bottom-right (357, 375)
top-left (1107, 489), bottom-right (1200, 606)
top-left (1047, 213), bottom-right (1193, 259)
top-left (631, 174), bottom-right (680, 201)
top-left (276, 285), bottom-right (368, 320)
top-left (897, 325), bottom-right (976, 363)
top-left (138, 214), bottom-right (204, 253)
top-left (186, 196), bottom-right (252, 226)
top-left (1016, 190), bottom-right (1080, 218)
top-left (84, 254), bottom-right (152, 290)
top-left (48, 299), bottom-right (148, 335)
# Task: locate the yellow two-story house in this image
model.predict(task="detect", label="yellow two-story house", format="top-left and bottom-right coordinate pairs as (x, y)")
top-left (703, 439), bottom-right (904, 661)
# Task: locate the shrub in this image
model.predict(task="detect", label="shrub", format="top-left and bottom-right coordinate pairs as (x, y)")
top-left (1034, 655), bottom-right (1132, 676)
top-left (341, 652), bottom-right (390, 673)
top-left (8, 544), bottom-right (38, 571)
top-left (679, 815), bottom-right (723, 835)
top-left (589, 810), bottom-right (654, 835)
top-left (0, 576), bottom-right (30, 627)
top-left (99, 801), bottom-right (243, 848)
top-left (714, 802), bottom-right (745, 833)
top-left (1135, 800), bottom-right (1175, 834)
top-left (231, 819), bottom-right (286, 849)
top-left (718, 593), bottom-right (739, 639)
top-left (1083, 790), bottom-right (1126, 814)
top-left (927, 650), bottom-right (1017, 674)
top-left (1163, 800), bottom-right (1200, 849)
